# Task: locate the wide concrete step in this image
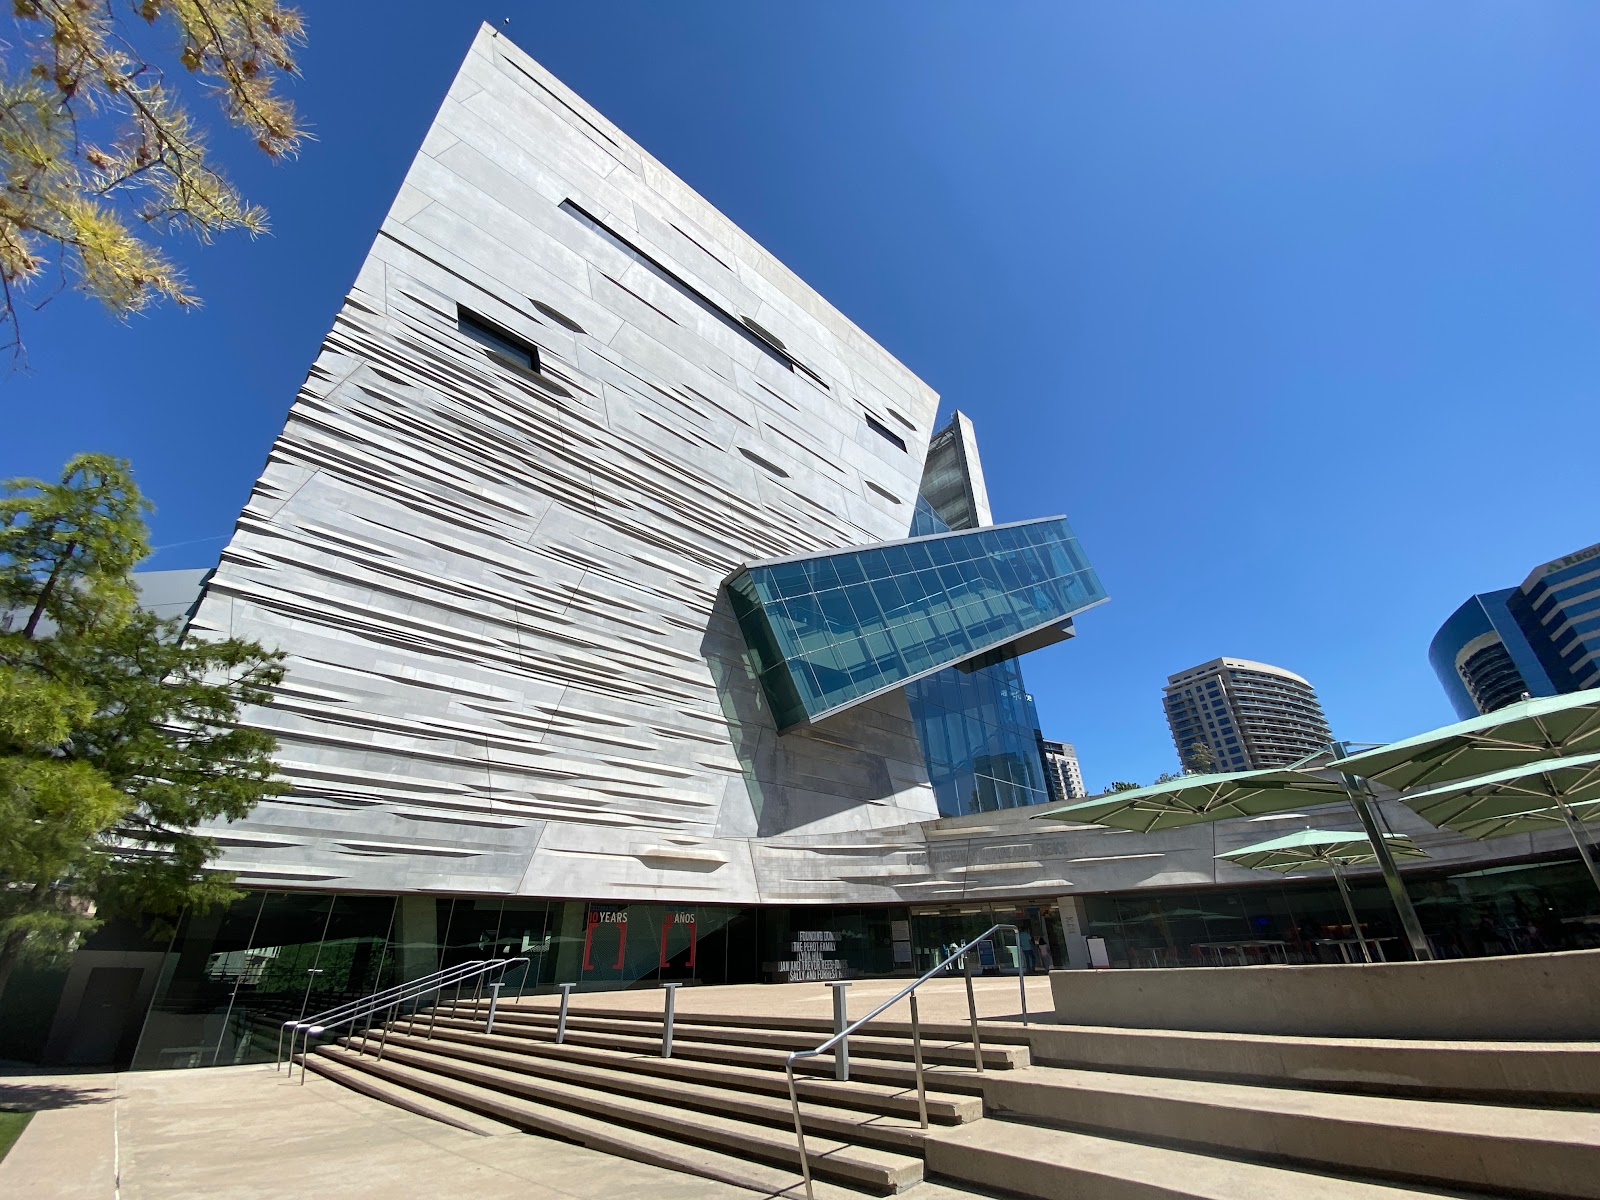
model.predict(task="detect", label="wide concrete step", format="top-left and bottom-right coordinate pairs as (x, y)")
top-left (415, 1013), bottom-right (996, 1094)
top-left (984, 1064), bottom-right (1600, 1198)
top-left (362, 1031), bottom-right (939, 1152)
top-left (382, 1023), bottom-right (982, 1123)
top-left (925, 1119), bottom-right (1496, 1200)
top-left (430, 1006), bottom-right (1029, 1070)
top-left (316, 1043), bottom-right (925, 1194)
top-left (302, 1051), bottom-right (518, 1136)
top-left (304, 1049), bottom-right (934, 1199)
top-left (1030, 1024), bottom-right (1600, 1106)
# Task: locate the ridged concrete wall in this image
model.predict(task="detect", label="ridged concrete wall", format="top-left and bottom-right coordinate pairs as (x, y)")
top-left (191, 26), bottom-right (948, 902)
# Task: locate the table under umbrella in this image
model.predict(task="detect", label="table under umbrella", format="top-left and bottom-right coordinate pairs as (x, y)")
top-left (1217, 829), bottom-right (1427, 963)
top-left (1396, 750), bottom-right (1600, 894)
top-left (1036, 768), bottom-right (1434, 959)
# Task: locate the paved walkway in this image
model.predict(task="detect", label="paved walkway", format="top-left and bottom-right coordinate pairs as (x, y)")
top-left (0, 1062), bottom-right (781, 1199)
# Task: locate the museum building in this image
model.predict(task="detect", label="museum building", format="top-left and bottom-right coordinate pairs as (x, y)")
top-left (7, 27), bottom-right (1599, 1071)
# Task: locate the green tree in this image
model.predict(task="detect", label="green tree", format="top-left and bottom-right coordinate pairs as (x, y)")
top-left (0, 454), bottom-right (286, 1001)
top-left (1107, 780), bottom-right (1141, 792)
top-left (1182, 742), bottom-right (1217, 774)
top-left (0, 1), bottom-right (306, 354)
top-left (1153, 771), bottom-right (1181, 784)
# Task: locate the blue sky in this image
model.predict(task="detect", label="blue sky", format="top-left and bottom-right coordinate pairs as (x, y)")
top-left (4, 3), bottom-right (1597, 791)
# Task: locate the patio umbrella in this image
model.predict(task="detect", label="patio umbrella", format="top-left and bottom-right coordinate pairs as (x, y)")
top-left (1217, 829), bottom-right (1427, 963)
top-left (1330, 690), bottom-right (1600, 793)
top-left (1038, 769), bottom-right (1349, 832)
top-left (1038, 768), bottom-right (1435, 959)
top-left (1396, 750), bottom-right (1600, 894)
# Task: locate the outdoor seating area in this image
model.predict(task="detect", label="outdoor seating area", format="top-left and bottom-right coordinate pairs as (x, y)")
top-left (1041, 688), bottom-right (1600, 968)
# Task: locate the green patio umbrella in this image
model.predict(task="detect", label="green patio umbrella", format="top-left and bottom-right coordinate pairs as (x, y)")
top-left (1217, 829), bottom-right (1427, 963)
top-left (1038, 768), bottom-right (1435, 959)
top-left (1039, 769), bottom-right (1349, 831)
top-left (1396, 750), bottom-right (1600, 894)
top-left (1330, 690), bottom-right (1600, 793)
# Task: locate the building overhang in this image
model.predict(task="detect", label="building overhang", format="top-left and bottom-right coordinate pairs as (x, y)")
top-left (726, 515), bottom-right (1107, 732)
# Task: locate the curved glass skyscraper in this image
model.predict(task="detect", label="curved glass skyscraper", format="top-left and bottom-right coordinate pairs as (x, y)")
top-left (1429, 542), bottom-right (1600, 719)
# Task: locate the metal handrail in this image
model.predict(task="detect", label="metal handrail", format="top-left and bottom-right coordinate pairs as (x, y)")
top-left (275, 958), bottom-right (489, 1071)
top-left (783, 923), bottom-right (1029, 1200)
top-left (283, 956), bottom-right (529, 1081)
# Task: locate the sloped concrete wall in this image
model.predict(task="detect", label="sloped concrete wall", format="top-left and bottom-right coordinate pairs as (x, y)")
top-left (1049, 948), bottom-right (1600, 1039)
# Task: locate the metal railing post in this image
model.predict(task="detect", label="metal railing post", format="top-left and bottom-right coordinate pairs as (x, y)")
top-left (776, 924), bottom-right (1011, 1192)
top-left (378, 1002), bottom-right (396, 1061)
top-left (1015, 928), bottom-right (1030, 1025)
top-left (485, 982), bottom-right (503, 1036)
top-left (826, 981), bottom-right (852, 1081)
top-left (964, 949), bottom-right (983, 1073)
top-left (426, 979), bottom-right (444, 1040)
top-left (300, 1025), bottom-right (323, 1084)
top-left (908, 991), bottom-right (928, 1130)
top-left (786, 1062), bottom-right (814, 1200)
top-left (660, 982), bottom-right (682, 1057)
top-left (555, 983), bottom-right (575, 1044)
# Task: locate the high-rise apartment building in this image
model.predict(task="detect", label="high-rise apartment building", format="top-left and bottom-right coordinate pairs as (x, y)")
top-left (1039, 739), bottom-right (1086, 802)
top-left (1163, 658), bottom-right (1333, 772)
top-left (1430, 542), bottom-right (1600, 718)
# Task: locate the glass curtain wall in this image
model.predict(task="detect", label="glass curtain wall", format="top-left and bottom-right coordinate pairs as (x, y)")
top-left (907, 658), bottom-right (1050, 816)
top-left (729, 515), bottom-right (1104, 731)
top-left (758, 906), bottom-right (911, 982)
top-left (125, 855), bottom-right (1600, 1068)
top-left (132, 894), bottom-right (762, 1067)
top-left (1075, 859), bottom-right (1600, 968)
top-left (909, 902), bottom-right (1065, 976)
top-left (133, 892), bottom-right (398, 1070)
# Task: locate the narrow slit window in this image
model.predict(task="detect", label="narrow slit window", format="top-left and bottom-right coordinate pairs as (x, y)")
top-left (740, 447), bottom-right (790, 478)
top-left (866, 414), bottom-right (907, 452)
top-left (561, 199), bottom-right (826, 386)
top-left (459, 307), bottom-right (540, 373)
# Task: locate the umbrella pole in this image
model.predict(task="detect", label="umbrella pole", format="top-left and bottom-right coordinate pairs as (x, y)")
top-left (1339, 774), bottom-right (1433, 961)
top-left (1329, 861), bottom-right (1373, 964)
top-left (1556, 799), bottom-right (1600, 896)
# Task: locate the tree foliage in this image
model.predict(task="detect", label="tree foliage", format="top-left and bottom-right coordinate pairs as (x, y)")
top-left (1182, 742), bottom-right (1218, 774)
top-left (1107, 780), bottom-right (1142, 793)
top-left (0, 454), bottom-right (286, 1001)
top-left (0, 0), bottom-right (306, 353)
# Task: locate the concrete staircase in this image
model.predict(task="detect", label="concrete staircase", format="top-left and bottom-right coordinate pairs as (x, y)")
top-left (299, 999), bottom-right (1600, 1199)
top-left (926, 1023), bottom-right (1600, 1200)
top-left (302, 1000), bottom-right (1016, 1196)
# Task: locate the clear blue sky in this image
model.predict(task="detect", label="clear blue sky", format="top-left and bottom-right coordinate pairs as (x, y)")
top-left (4, 3), bottom-right (1597, 791)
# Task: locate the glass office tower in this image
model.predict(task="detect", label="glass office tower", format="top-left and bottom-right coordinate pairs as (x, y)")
top-left (1511, 544), bottom-right (1600, 695)
top-left (1430, 543), bottom-right (1600, 718)
top-left (1429, 590), bottom-right (1547, 719)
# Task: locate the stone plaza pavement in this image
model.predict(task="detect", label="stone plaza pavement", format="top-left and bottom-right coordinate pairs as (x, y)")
top-left (0, 1060), bottom-right (787, 1199)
